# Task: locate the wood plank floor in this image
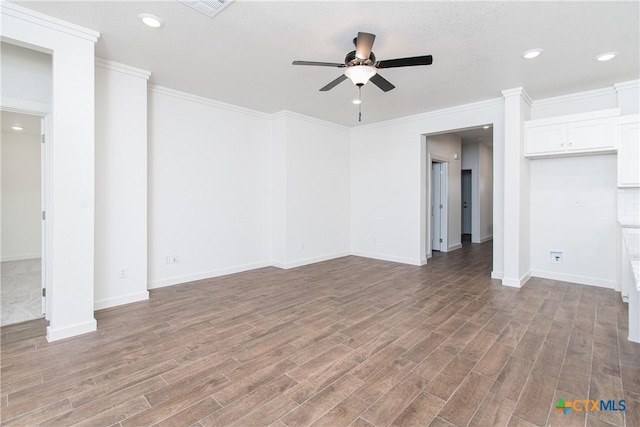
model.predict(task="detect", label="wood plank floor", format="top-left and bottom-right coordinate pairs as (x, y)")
top-left (2, 241), bottom-right (639, 426)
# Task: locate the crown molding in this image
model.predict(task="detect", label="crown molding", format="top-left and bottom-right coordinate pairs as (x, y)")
top-left (351, 97), bottom-right (503, 132)
top-left (501, 87), bottom-right (532, 106)
top-left (270, 110), bottom-right (350, 132)
top-left (148, 85), bottom-right (272, 120)
top-left (531, 86), bottom-right (616, 107)
top-left (614, 80), bottom-right (640, 92)
top-left (1, 2), bottom-right (99, 42)
top-left (95, 58), bottom-right (151, 80)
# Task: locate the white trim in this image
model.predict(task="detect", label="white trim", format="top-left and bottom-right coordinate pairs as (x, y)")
top-left (95, 58), bottom-right (151, 80)
top-left (1, 97), bottom-right (51, 114)
top-left (614, 80), bottom-right (640, 93)
top-left (447, 243), bottom-right (462, 252)
top-left (502, 272), bottom-right (531, 288)
top-left (94, 291), bottom-right (149, 311)
top-left (501, 87), bottom-right (533, 106)
top-left (491, 271), bottom-right (504, 280)
top-left (532, 87), bottom-right (617, 107)
top-left (530, 270), bottom-right (616, 289)
top-left (351, 98), bottom-right (504, 132)
top-left (46, 318), bottom-right (97, 342)
top-left (271, 251), bottom-right (350, 270)
top-left (149, 85), bottom-right (271, 120)
top-left (270, 110), bottom-right (350, 132)
top-left (1, 2), bottom-right (99, 42)
top-left (350, 251), bottom-right (424, 266)
top-left (479, 235), bottom-right (493, 243)
top-left (1, 254), bottom-right (41, 262)
top-left (148, 261), bottom-right (271, 289)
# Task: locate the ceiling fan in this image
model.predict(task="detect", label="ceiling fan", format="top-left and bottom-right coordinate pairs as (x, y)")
top-left (292, 32), bottom-right (433, 92)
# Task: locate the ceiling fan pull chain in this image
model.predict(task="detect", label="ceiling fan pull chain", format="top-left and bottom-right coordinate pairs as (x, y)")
top-left (358, 85), bottom-right (362, 122)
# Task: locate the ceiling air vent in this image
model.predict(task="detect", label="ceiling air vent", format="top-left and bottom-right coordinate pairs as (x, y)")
top-left (178, 0), bottom-right (233, 18)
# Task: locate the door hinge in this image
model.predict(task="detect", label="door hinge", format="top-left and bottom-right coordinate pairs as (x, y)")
top-left (42, 211), bottom-right (46, 220)
top-left (439, 204), bottom-right (443, 209)
top-left (42, 288), bottom-right (46, 297)
top-left (439, 238), bottom-right (443, 243)
top-left (41, 134), bottom-right (45, 144)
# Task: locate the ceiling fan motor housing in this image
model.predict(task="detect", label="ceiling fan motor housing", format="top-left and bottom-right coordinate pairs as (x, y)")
top-left (345, 50), bottom-right (376, 67)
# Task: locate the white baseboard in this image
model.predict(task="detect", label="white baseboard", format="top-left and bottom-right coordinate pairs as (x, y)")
top-left (491, 271), bottom-right (504, 280)
top-left (272, 251), bottom-right (350, 270)
top-left (148, 261), bottom-right (271, 289)
top-left (530, 270), bottom-right (616, 289)
top-left (350, 251), bottom-right (424, 266)
top-left (447, 243), bottom-right (462, 252)
top-left (480, 235), bottom-right (493, 243)
top-left (46, 318), bottom-right (97, 342)
top-left (94, 291), bottom-right (149, 310)
top-left (502, 272), bottom-right (531, 288)
top-left (1, 253), bottom-right (41, 262)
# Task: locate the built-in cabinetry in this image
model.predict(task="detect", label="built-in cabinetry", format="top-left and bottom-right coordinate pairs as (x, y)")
top-left (525, 108), bottom-right (620, 158)
top-left (616, 114), bottom-right (640, 187)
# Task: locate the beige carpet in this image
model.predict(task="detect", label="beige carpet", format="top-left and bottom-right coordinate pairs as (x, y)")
top-left (1, 259), bottom-right (43, 326)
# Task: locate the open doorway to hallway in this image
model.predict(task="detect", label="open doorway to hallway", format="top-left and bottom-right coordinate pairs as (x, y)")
top-left (424, 125), bottom-right (493, 262)
top-left (1, 110), bottom-right (46, 326)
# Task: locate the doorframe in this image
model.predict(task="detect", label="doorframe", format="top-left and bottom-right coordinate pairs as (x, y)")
top-left (461, 169), bottom-right (472, 236)
top-left (1, 105), bottom-right (52, 320)
top-left (426, 153), bottom-right (449, 259)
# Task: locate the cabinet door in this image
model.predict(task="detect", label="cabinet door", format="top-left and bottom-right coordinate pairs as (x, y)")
top-left (618, 120), bottom-right (640, 187)
top-left (525, 124), bottom-right (566, 155)
top-left (567, 118), bottom-right (614, 152)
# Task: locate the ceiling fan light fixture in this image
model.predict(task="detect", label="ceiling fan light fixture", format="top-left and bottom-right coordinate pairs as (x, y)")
top-left (344, 65), bottom-right (377, 86)
top-left (522, 48), bottom-right (543, 59)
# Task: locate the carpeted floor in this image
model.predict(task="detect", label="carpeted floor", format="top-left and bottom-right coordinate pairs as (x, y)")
top-left (1, 258), bottom-right (43, 326)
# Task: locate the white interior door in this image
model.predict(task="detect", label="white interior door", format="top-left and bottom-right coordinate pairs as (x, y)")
top-left (462, 170), bottom-right (472, 235)
top-left (431, 162), bottom-right (442, 251)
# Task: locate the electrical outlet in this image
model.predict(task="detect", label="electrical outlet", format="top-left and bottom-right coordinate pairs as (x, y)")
top-left (550, 251), bottom-right (563, 263)
top-left (171, 254), bottom-right (178, 264)
top-left (300, 243), bottom-right (305, 250)
top-left (119, 268), bottom-right (128, 279)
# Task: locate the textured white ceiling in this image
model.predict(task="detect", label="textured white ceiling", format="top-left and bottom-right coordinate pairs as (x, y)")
top-left (14, 1), bottom-right (640, 127)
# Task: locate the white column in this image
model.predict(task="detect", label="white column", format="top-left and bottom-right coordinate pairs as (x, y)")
top-left (502, 88), bottom-right (532, 287)
top-left (1, 3), bottom-right (100, 340)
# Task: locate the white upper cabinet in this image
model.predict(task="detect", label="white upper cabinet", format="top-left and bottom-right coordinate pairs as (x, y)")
top-left (617, 114), bottom-right (640, 187)
top-left (525, 109), bottom-right (620, 158)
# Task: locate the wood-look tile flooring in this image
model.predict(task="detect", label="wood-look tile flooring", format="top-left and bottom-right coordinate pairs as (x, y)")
top-left (2, 242), bottom-right (639, 426)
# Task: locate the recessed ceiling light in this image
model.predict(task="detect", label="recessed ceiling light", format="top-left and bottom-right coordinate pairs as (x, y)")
top-left (483, 125), bottom-right (490, 129)
top-left (11, 126), bottom-right (23, 131)
top-left (595, 52), bottom-right (618, 62)
top-left (352, 99), bottom-right (362, 105)
top-left (522, 49), bottom-right (543, 59)
top-left (139, 13), bottom-right (163, 28)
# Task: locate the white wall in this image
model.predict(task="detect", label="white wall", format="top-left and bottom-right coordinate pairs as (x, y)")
top-left (350, 99), bottom-right (505, 269)
top-left (1, 131), bottom-right (41, 261)
top-left (530, 155), bottom-right (617, 288)
top-left (147, 86), bottom-right (272, 288)
top-left (478, 142), bottom-right (493, 242)
top-left (94, 60), bottom-right (150, 309)
top-left (275, 113), bottom-right (350, 268)
top-left (461, 142), bottom-right (493, 244)
top-left (427, 133), bottom-right (462, 253)
top-left (1, 3), bottom-right (99, 341)
top-left (0, 41), bottom-right (52, 111)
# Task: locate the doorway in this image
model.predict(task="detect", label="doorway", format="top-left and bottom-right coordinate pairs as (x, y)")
top-left (462, 169), bottom-right (472, 240)
top-left (1, 110), bottom-right (46, 326)
top-left (431, 161), bottom-right (447, 252)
